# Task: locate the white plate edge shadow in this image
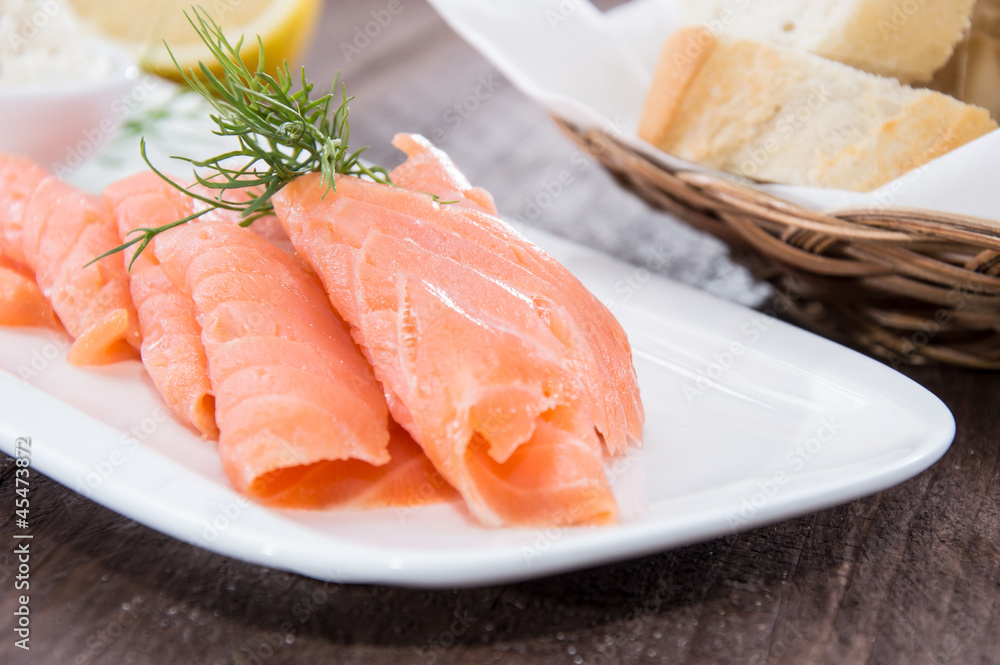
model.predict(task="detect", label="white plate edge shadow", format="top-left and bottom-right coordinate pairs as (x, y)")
top-left (0, 225), bottom-right (955, 588)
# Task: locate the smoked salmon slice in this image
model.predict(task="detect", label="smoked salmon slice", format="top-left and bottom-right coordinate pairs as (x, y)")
top-left (154, 217), bottom-right (453, 508)
top-left (262, 422), bottom-right (456, 509)
top-left (0, 155), bottom-right (141, 365)
top-left (0, 155), bottom-right (47, 267)
top-left (272, 136), bottom-right (642, 527)
top-left (388, 133), bottom-right (498, 215)
top-left (0, 255), bottom-right (61, 329)
top-left (0, 156), bottom-right (61, 330)
top-left (104, 173), bottom-right (218, 438)
top-left (389, 134), bottom-right (644, 456)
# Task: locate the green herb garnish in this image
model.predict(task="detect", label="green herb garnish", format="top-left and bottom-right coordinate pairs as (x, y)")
top-left (95, 5), bottom-right (390, 269)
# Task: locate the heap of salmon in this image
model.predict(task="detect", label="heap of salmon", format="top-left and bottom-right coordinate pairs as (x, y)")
top-left (0, 135), bottom-right (644, 528)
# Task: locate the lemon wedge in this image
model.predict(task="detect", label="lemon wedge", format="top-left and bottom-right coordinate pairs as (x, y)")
top-left (69, 0), bottom-right (322, 79)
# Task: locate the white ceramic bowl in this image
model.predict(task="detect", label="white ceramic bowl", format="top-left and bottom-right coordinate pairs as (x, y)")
top-left (0, 38), bottom-right (140, 172)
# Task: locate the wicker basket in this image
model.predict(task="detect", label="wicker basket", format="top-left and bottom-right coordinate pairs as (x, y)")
top-left (555, 119), bottom-right (1000, 370)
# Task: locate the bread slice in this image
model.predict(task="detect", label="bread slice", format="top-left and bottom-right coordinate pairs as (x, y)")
top-left (638, 27), bottom-right (998, 192)
top-left (681, 0), bottom-right (976, 83)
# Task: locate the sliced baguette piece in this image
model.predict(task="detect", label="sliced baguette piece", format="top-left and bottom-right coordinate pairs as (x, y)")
top-left (681, 0), bottom-right (976, 83)
top-left (638, 27), bottom-right (998, 192)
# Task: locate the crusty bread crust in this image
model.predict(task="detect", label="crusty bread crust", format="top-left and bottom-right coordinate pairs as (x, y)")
top-left (637, 27), bottom-right (717, 149)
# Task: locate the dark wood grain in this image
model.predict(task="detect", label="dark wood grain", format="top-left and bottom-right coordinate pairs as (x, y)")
top-left (2, 1), bottom-right (999, 663)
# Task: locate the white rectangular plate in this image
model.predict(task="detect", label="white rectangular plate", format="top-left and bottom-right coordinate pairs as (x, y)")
top-left (0, 223), bottom-right (954, 587)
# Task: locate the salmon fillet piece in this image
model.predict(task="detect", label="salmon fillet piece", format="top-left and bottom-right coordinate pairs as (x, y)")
top-left (0, 156), bottom-right (61, 330)
top-left (261, 422), bottom-right (456, 509)
top-left (0, 255), bottom-right (61, 329)
top-left (0, 155), bottom-right (47, 267)
top-left (273, 138), bottom-right (641, 527)
top-left (104, 173), bottom-right (218, 438)
top-left (390, 133), bottom-right (644, 455)
top-left (388, 133), bottom-right (498, 215)
top-left (2, 156), bottom-right (141, 365)
top-left (155, 217), bottom-right (453, 508)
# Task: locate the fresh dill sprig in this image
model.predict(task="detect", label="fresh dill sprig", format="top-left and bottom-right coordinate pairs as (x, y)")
top-left (95, 5), bottom-right (390, 269)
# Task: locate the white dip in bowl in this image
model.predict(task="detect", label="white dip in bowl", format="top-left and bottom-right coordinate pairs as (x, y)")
top-left (0, 0), bottom-right (140, 170)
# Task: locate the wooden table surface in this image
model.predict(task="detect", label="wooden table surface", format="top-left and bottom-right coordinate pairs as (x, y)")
top-left (2, 1), bottom-right (999, 663)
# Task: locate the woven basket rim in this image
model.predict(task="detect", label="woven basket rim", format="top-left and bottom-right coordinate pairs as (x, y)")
top-left (554, 118), bottom-right (1000, 370)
